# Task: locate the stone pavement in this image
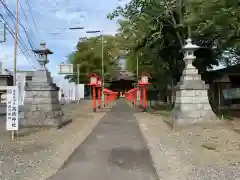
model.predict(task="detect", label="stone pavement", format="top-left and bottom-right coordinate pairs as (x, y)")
top-left (48, 99), bottom-right (158, 180)
top-left (0, 100), bottom-right (107, 180)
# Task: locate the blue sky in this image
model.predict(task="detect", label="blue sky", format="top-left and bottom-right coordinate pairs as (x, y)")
top-left (0, 0), bottom-right (128, 76)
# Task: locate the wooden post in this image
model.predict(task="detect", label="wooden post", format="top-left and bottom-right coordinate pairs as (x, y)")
top-left (92, 86), bottom-right (96, 112)
top-left (143, 86), bottom-right (147, 111)
top-left (139, 87), bottom-right (142, 108)
top-left (98, 87), bottom-right (101, 109)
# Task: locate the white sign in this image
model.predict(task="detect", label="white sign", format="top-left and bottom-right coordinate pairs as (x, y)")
top-left (223, 88), bottom-right (240, 99)
top-left (77, 84), bottom-right (85, 99)
top-left (57, 64), bottom-right (73, 74)
top-left (6, 86), bottom-right (19, 131)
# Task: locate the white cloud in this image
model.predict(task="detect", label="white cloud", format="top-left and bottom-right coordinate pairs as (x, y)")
top-left (1, 0), bottom-right (126, 74)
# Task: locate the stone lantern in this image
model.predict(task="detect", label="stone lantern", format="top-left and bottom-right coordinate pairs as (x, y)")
top-left (172, 38), bottom-right (218, 129)
top-left (20, 42), bottom-right (71, 128)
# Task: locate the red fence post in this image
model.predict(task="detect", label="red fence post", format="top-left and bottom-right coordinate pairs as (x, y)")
top-left (139, 87), bottom-right (142, 108)
top-left (143, 86), bottom-right (147, 111)
top-left (97, 87), bottom-right (101, 109)
top-left (92, 86), bottom-right (96, 112)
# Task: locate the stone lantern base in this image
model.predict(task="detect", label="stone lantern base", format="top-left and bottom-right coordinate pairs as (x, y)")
top-left (20, 70), bottom-right (72, 128)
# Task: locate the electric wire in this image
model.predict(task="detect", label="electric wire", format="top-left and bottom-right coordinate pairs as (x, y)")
top-left (5, 26), bottom-right (37, 69)
top-left (19, 1), bottom-right (38, 47)
top-left (1, 1), bottom-right (37, 53)
top-left (0, 0), bottom-right (39, 65)
top-left (0, 13), bottom-right (33, 62)
top-left (0, 14), bottom-right (37, 69)
top-left (24, 0), bottom-right (42, 41)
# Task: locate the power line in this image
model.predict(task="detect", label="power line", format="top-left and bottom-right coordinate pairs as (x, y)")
top-left (0, 13), bottom-right (33, 62)
top-left (5, 26), bottom-right (37, 69)
top-left (0, 0), bottom-right (38, 62)
top-left (0, 14), bottom-right (29, 55)
top-left (0, 14), bottom-right (37, 69)
top-left (25, 0), bottom-right (42, 41)
top-left (1, 1), bottom-right (36, 51)
top-left (19, 1), bottom-right (38, 45)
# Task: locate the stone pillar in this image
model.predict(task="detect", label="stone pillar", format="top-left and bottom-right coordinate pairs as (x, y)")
top-left (172, 38), bottom-right (218, 128)
top-left (20, 43), bottom-right (71, 128)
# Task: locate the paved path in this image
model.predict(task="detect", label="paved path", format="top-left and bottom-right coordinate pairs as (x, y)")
top-left (48, 99), bottom-right (158, 180)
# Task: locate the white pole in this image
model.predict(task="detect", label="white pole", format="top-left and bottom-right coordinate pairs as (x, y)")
top-left (77, 64), bottom-right (80, 103)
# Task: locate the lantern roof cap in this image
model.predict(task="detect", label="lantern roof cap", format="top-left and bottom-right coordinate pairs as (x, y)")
top-left (181, 38), bottom-right (199, 52)
top-left (87, 73), bottom-right (100, 78)
top-left (33, 42), bottom-right (53, 54)
top-left (141, 72), bottom-right (151, 77)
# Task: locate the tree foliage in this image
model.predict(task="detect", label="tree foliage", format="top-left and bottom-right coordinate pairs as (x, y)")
top-left (65, 35), bottom-right (122, 83)
top-left (108, 0), bottom-right (240, 99)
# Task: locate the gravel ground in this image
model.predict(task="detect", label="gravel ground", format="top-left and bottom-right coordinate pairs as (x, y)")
top-left (0, 101), bottom-right (113, 180)
top-left (135, 112), bottom-right (240, 180)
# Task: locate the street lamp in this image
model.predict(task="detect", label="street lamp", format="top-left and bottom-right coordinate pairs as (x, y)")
top-left (85, 30), bottom-right (104, 106)
top-left (69, 27), bottom-right (84, 30)
top-left (68, 27), bottom-right (105, 106)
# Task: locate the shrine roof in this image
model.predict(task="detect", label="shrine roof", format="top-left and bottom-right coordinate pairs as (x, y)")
top-left (111, 70), bottom-right (136, 81)
top-left (202, 64), bottom-right (240, 82)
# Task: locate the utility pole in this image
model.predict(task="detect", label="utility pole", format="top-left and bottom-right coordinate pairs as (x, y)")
top-left (12, 0), bottom-right (19, 140)
top-left (77, 64), bottom-right (80, 103)
top-left (13, 0), bottom-right (19, 86)
top-left (136, 55), bottom-right (139, 80)
top-left (101, 31), bottom-right (104, 106)
top-left (85, 30), bottom-right (104, 106)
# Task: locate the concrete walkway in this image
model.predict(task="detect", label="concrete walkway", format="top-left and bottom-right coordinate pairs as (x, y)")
top-left (49, 99), bottom-right (158, 180)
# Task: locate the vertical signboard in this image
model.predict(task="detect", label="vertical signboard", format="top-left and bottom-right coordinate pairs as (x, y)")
top-left (6, 86), bottom-right (19, 131)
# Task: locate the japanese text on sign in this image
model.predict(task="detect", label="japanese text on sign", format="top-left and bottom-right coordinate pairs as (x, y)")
top-left (6, 86), bottom-right (19, 131)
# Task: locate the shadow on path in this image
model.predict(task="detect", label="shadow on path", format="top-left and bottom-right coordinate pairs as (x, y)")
top-left (48, 99), bottom-right (158, 180)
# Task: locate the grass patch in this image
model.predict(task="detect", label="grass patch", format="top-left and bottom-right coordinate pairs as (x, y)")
top-left (215, 110), bottom-right (234, 121)
top-left (149, 103), bottom-right (172, 117)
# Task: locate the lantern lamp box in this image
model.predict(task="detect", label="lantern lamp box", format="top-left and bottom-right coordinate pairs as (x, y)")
top-left (88, 73), bottom-right (100, 86)
top-left (90, 77), bottom-right (97, 84)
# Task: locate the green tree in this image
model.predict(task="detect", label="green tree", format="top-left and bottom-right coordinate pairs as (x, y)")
top-left (108, 0), bottom-right (239, 100)
top-left (65, 35), bottom-right (122, 83)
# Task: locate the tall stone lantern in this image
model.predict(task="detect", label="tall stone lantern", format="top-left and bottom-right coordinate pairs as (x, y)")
top-left (33, 42), bottom-right (52, 70)
top-left (20, 43), bottom-right (71, 128)
top-left (172, 38), bottom-right (218, 129)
